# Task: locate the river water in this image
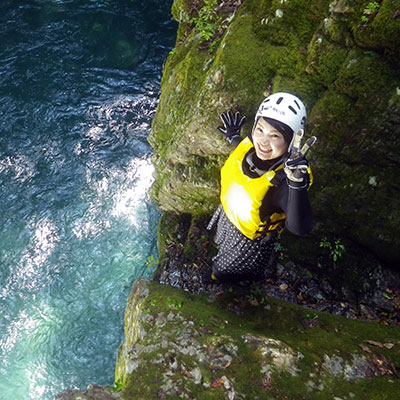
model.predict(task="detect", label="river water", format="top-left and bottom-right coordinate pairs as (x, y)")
top-left (0, 1), bottom-right (175, 399)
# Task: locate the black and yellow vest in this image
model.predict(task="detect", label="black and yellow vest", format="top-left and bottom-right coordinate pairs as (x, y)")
top-left (220, 137), bottom-right (287, 240)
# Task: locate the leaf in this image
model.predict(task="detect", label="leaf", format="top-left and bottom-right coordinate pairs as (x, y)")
top-left (223, 361), bottom-right (231, 369)
top-left (370, 354), bottom-right (397, 377)
top-left (261, 374), bottom-right (270, 389)
top-left (211, 378), bottom-right (225, 388)
top-left (279, 283), bottom-right (288, 291)
top-left (365, 340), bottom-right (384, 348)
top-left (249, 299), bottom-right (260, 306)
top-left (305, 313), bottom-right (318, 320)
top-left (359, 344), bottom-right (372, 353)
top-left (181, 364), bottom-right (193, 379)
top-left (384, 343), bottom-right (395, 350)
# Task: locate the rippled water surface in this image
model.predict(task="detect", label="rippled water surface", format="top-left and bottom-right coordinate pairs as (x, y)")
top-left (0, 1), bottom-right (175, 399)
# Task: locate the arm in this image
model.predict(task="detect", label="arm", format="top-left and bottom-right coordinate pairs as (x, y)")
top-left (265, 179), bottom-right (313, 236)
top-left (283, 129), bottom-right (317, 235)
top-left (285, 177), bottom-right (314, 235)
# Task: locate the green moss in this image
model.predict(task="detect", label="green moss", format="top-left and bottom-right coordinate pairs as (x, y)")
top-left (306, 36), bottom-right (349, 86)
top-left (171, 0), bottom-right (193, 42)
top-left (212, 6), bottom-right (274, 106)
top-left (150, 0), bottom-right (400, 268)
top-left (117, 281), bottom-right (400, 399)
top-left (352, 0), bottom-right (400, 60)
top-left (252, 0), bottom-right (330, 45)
top-left (335, 49), bottom-right (396, 103)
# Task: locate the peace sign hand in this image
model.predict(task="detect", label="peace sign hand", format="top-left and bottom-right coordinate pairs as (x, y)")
top-left (284, 129), bottom-right (317, 187)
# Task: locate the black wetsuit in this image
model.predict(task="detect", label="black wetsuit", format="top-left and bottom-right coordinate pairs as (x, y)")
top-left (208, 145), bottom-right (313, 282)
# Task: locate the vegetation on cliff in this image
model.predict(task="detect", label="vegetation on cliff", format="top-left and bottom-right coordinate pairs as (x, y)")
top-left (55, 278), bottom-right (400, 400)
top-left (115, 279), bottom-right (400, 399)
top-left (54, 2), bottom-right (400, 399)
top-left (148, 0), bottom-right (400, 273)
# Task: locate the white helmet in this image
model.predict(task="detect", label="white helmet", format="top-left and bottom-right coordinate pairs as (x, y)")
top-left (255, 92), bottom-right (307, 133)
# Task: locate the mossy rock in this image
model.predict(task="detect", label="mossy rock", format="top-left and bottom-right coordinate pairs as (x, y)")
top-left (352, 0), bottom-right (400, 61)
top-left (149, 0), bottom-right (400, 268)
top-left (115, 279), bottom-right (400, 399)
top-left (306, 35), bottom-right (349, 86)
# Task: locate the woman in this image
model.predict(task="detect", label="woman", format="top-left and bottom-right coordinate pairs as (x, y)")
top-left (207, 92), bottom-right (316, 282)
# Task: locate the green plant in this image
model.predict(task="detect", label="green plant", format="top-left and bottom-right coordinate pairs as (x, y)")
top-left (319, 237), bottom-right (346, 262)
top-left (167, 297), bottom-right (184, 310)
top-left (247, 284), bottom-right (267, 305)
top-left (361, 1), bottom-right (380, 23)
top-left (112, 380), bottom-right (123, 392)
top-left (145, 254), bottom-right (158, 269)
top-left (274, 240), bottom-right (286, 260)
top-left (191, 0), bottom-right (220, 41)
top-left (274, 240), bottom-right (284, 253)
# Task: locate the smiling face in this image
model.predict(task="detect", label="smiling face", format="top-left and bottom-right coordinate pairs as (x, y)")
top-left (252, 118), bottom-right (289, 160)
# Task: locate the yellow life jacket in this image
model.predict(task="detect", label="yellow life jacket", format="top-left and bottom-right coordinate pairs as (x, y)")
top-left (220, 137), bottom-right (287, 240)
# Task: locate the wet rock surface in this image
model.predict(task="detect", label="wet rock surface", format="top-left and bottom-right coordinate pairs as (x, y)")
top-left (155, 216), bottom-right (400, 326)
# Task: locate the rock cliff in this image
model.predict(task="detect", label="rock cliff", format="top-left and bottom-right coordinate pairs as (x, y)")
top-left (54, 1), bottom-right (400, 399)
top-left (148, 0), bottom-right (400, 270)
top-left (56, 279), bottom-right (400, 399)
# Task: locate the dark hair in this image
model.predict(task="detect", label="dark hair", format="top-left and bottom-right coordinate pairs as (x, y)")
top-left (262, 117), bottom-right (293, 144)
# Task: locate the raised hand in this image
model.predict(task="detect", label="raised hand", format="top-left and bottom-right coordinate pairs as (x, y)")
top-left (217, 110), bottom-right (246, 144)
top-left (284, 129), bottom-right (317, 187)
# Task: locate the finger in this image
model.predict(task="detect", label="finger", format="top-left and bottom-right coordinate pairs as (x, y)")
top-left (227, 110), bottom-right (234, 125)
top-left (220, 112), bottom-right (229, 127)
top-left (232, 111), bottom-right (242, 126)
top-left (300, 136), bottom-right (317, 157)
top-left (297, 164), bottom-right (309, 173)
top-left (284, 167), bottom-right (304, 183)
top-left (238, 114), bottom-right (246, 128)
top-left (217, 126), bottom-right (227, 135)
top-left (291, 129), bottom-right (304, 156)
top-left (285, 156), bottom-right (307, 168)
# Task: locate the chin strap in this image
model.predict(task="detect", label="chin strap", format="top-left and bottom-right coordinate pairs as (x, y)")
top-left (245, 152), bottom-right (268, 176)
top-left (246, 151), bottom-right (286, 186)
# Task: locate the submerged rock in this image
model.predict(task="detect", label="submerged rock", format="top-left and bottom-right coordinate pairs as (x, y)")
top-left (54, 385), bottom-right (120, 400)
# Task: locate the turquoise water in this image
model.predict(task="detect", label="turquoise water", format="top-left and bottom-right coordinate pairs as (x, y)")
top-left (0, 1), bottom-right (175, 399)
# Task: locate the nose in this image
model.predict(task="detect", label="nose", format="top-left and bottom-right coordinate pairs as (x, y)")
top-left (259, 135), bottom-right (270, 144)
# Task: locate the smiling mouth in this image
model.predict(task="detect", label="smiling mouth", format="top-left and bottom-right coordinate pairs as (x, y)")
top-left (257, 143), bottom-right (272, 155)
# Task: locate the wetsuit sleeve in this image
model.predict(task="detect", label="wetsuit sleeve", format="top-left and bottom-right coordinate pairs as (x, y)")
top-left (283, 176), bottom-right (314, 236)
top-left (259, 175), bottom-right (313, 236)
top-left (230, 135), bottom-right (242, 148)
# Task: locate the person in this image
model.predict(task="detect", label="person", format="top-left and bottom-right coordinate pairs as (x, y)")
top-left (207, 92), bottom-right (316, 282)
